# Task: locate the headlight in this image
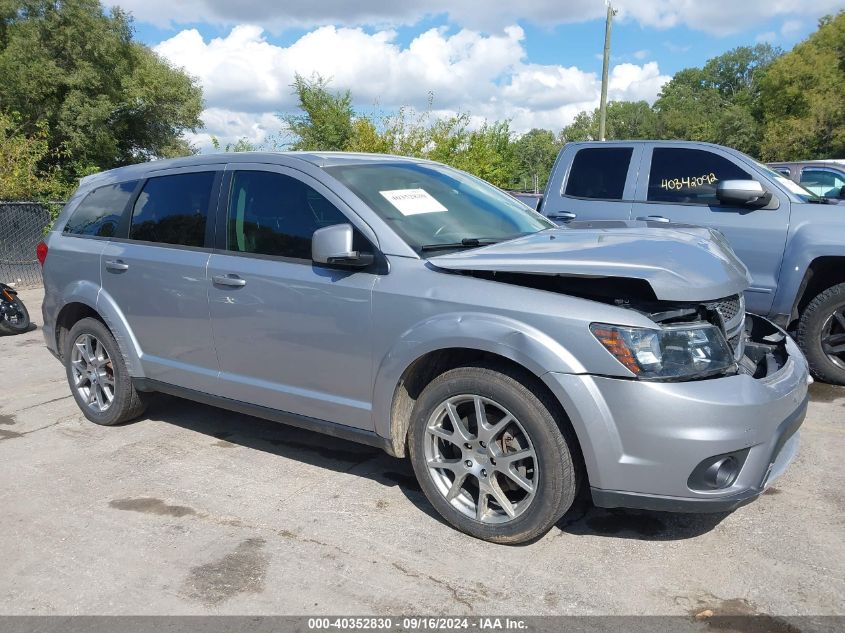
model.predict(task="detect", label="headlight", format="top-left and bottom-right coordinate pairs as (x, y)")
top-left (590, 322), bottom-right (734, 380)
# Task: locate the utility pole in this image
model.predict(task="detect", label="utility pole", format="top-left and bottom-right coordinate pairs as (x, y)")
top-left (598, 1), bottom-right (617, 141)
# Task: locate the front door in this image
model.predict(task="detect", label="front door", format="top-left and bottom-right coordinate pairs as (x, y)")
top-left (207, 166), bottom-right (377, 430)
top-left (100, 168), bottom-right (221, 391)
top-left (632, 146), bottom-right (791, 314)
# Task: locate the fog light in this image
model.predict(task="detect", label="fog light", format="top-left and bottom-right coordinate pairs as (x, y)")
top-left (709, 457), bottom-right (739, 489)
top-left (688, 450), bottom-right (748, 491)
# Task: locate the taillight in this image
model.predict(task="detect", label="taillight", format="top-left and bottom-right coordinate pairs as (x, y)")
top-left (36, 241), bottom-right (48, 267)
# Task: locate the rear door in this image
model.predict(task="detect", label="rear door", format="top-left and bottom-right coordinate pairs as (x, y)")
top-left (100, 166), bottom-right (223, 391)
top-left (206, 164), bottom-right (378, 430)
top-left (542, 143), bottom-right (641, 223)
top-left (632, 145), bottom-right (791, 314)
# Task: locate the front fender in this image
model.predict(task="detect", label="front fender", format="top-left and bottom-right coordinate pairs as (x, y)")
top-left (371, 311), bottom-right (586, 443)
top-left (771, 222), bottom-right (845, 321)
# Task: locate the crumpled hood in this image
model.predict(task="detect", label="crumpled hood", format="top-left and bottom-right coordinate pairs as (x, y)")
top-left (429, 223), bottom-right (751, 302)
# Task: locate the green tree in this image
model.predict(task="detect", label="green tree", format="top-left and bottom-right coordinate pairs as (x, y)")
top-left (759, 12), bottom-right (845, 160)
top-left (513, 128), bottom-right (559, 192)
top-left (653, 44), bottom-right (782, 155)
top-left (282, 73), bottom-right (355, 151)
top-left (0, 112), bottom-right (68, 200)
top-left (0, 0), bottom-right (203, 189)
top-left (560, 100), bottom-right (658, 143)
top-left (210, 136), bottom-right (257, 152)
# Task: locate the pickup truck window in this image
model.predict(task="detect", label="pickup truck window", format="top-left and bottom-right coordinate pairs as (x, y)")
top-left (564, 147), bottom-right (632, 200)
top-left (647, 148), bottom-right (751, 205)
top-left (800, 168), bottom-right (845, 199)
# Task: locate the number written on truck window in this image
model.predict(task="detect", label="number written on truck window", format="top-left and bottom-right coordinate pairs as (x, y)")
top-left (647, 148), bottom-right (751, 205)
top-left (63, 181), bottom-right (138, 238)
top-left (564, 147), bottom-right (633, 200)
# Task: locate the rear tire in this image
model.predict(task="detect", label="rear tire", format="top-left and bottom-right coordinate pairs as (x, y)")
top-left (64, 317), bottom-right (147, 425)
top-left (797, 283), bottom-right (845, 386)
top-left (408, 364), bottom-right (578, 544)
top-left (0, 296), bottom-right (30, 334)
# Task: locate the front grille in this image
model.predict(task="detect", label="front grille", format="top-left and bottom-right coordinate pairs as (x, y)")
top-left (707, 294), bottom-right (746, 360)
top-left (713, 296), bottom-right (742, 325)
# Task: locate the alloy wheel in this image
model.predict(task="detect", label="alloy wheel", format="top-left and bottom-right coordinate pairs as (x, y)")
top-left (424, 394), bottom-right (538, 524)
top-left (70, 333), bottom-right (116, 412)
top-left (821, 306), bottom-right (845, 370)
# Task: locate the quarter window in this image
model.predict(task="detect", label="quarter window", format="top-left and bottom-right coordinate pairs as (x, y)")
top-left (129, 172), bottom-right (215, 247)
top-left (63, 181), bottom-right (138, 237)
top-left (226, 171), bottom-right (348, 260)
top-left (565, 147), bottom-right (632, 200)
top-left (647, 148), bottom-right (751, 205)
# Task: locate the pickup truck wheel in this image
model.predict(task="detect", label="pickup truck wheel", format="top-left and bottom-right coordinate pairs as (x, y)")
top-left (797, 283), bottom-right (845, 385)
top-left (408, 364), bottom-right (578, 544)
top-left (64, 317), bottom-right (147, 425)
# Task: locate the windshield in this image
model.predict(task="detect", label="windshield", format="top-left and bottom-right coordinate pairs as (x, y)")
top-left (753, 160), bottom-right (821, 202)
top-left (325, 162), bottom-right (555, 253)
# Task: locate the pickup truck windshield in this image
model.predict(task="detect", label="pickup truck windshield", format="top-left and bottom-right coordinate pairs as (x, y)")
top-left (325, 162), bottom-right (555, 253)
top-left (753, 160), bottom-right (821, 202)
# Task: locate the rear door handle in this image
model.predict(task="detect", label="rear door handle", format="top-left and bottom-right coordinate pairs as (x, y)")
top-left (105, 259), bottom-right (129, 272)
top-left (212, 274), bottom-right (247, 287)
top-left (549, 212), bottom-right (577, 221)
top-left (636, 215), bottom-right (671, 223)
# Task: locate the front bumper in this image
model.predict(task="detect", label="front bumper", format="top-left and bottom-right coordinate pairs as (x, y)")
top-left (542, 314), bottom-right (810, 513)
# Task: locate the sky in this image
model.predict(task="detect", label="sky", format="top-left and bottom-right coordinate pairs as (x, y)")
top-left (109, 0), bottom-right (845, 152)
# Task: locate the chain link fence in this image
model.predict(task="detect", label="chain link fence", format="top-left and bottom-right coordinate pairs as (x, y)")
top-left (0, 202), bottom-right (64, 288)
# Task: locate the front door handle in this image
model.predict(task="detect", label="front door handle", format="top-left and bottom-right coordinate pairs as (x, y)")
top-left (105, 259), bottom-right (129, 272)
top-left (212, 274), bottom-right (247, 287)
top-left (636, 215), bottom-right (671, 223)
top-left (549, 212), bottom-right (577, 222)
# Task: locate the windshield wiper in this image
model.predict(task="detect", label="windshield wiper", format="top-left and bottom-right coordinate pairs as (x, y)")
top-left (420, 238), bottom-right (501, 252)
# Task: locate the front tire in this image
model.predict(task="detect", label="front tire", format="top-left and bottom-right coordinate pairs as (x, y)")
top-left (64, 317), bottom-right (147, 425)
top-left (408, 364), bottom-right (578, 544)
top-left (797, 283), bottom-right (845, 385)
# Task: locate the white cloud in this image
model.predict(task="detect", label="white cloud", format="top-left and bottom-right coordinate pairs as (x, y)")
top-left (781, 19), bottom-right (804, 36)
top-left (755, 31), bottom-right (778, 43)
top-left (633, 49), bottom-right (649, 60)
top-left (156, 25), bottom-right (671, 150)
top-left (112, 0), bottom-right (844, 37)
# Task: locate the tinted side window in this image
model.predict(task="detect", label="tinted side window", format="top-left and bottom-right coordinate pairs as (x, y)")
top-left (226, 171), bottom-right (348, 259)
top-left (648, 148), bottom-right (751, 204)
top-left (63, 181), bottom-right (138, 237)
top-left (565, 147), bottom-right (632, 200)
top-left (130, 172), bottom-right (215, 247)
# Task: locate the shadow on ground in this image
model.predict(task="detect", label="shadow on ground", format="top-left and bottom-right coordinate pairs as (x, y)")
top-left (144, 394), bottom-right (730, 543)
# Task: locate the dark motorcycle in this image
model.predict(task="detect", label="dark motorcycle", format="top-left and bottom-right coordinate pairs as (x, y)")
top-left (0, 283), bottom-right (30, 335)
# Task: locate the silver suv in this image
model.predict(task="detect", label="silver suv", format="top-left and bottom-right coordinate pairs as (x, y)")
top-left (40, 152), bottom-right (810, 544)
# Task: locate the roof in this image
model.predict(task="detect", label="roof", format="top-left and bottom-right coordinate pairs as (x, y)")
top-left (79, 151), bottom-right (433, 188)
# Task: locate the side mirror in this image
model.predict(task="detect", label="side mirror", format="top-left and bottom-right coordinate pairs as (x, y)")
top-left (312, 223), bottom-right (374, 269)
top-left (716, 180), bottom-right (769, 207)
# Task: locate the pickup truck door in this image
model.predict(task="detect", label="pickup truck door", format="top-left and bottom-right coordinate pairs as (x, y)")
top-left (542, 143), bottom-right (642, 223)
top-left (631, 145), bottom-right (791, 314)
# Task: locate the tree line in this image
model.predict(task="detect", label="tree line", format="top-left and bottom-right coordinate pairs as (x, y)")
top-left (1, 1), bottom-right (843, 201)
